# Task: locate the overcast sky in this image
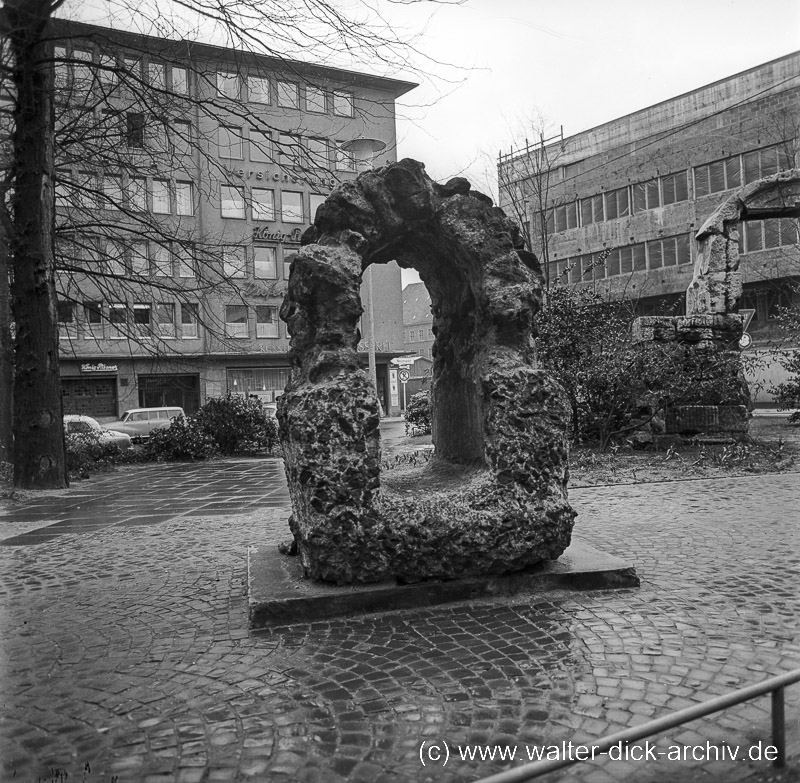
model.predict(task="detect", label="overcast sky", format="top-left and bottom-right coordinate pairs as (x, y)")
top-left (381, 0), bottom-right (800, 194)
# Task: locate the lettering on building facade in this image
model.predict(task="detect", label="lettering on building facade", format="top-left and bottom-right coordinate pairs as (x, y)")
top-left (222, 165), bottom-right (336, 190)
top-left (80, 362), bottom-right (119, 373)
top-left (252, 227), bottom-right (304, 244)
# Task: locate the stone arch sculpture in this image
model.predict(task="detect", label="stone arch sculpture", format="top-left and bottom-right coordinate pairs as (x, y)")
top-left (277, 159), bottom-right (575, 585)
top-left (632, 169), bottom-right (800, 436)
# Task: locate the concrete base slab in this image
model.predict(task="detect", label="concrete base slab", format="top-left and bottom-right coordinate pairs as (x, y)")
top-left (247, 539), bottom-right (639, 628)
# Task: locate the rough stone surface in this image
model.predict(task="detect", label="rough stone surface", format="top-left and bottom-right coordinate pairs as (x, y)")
top-left (278, 159), bottom-right (575, 584)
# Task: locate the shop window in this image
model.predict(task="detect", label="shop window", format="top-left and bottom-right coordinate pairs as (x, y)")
top-left (225, 305), bottom-right (248, 338)
top-left (256, 305), bottom-right (279, 338)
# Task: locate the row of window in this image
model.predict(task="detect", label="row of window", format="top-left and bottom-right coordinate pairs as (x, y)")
top-left (57, 173), bottom-right (195, 216)
top-left (405, 327), bottom-right (433, 343)
top-left (218, 126), bottom-right (360, 171)
top-left (549, 143), bottom-right (793, 233)
top-left (547, 216), bottom-right (798, 284)
top-left (59, 301), bottom-right (200, 340)
top-left (548, 234), bottom-right (693, 283)
top-left (57, 300), bottom-right (283, 340)
top-left (59, 237), bottom-right (297, 282)
top-left (53, 43), bottom-right (357, 118)
top-left (220, 186), bottom-right (325, 223)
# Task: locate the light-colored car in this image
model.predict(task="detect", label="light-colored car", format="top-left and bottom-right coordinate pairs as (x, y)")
top-left (64, 414), bottom-right (133, 452)
top-left (103, 407), bottom-right (185, 441)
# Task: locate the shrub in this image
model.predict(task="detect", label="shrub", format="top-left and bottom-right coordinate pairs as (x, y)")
top-left (65, 431), bottom-right (128, 477)
top-left (404, 391), bottom-right (432, 435)
top-left (192, 395), bottom-right (278, 455)
top-left (142, 416), bottom-right (218, 461)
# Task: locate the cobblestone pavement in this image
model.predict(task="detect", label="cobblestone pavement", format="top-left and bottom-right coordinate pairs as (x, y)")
top-left (1, 450), bottom-right (799, 783)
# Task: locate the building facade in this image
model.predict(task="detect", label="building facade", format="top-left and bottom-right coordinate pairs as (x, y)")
top-left (51, 21), bottom-right (414, 419)
top-left (498, 51), bottom-right (800, 403)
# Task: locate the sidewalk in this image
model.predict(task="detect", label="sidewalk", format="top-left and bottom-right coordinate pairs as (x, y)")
top-left (1, 455), bottom-right (798, 782)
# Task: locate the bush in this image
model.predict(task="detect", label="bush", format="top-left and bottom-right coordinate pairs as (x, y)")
top-left (65, 432), bottom-right (130, 478)
top-left (142, 416), bottom-right (218, 461)
top-left (192, 395), bottom-right (278, 455)
top-left (404, 391), bottom-right (432, 435)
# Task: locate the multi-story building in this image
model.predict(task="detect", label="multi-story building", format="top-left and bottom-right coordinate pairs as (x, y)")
top-left (51, 20), bottom-right (414, 419)
top-left (498, 51), bottom-right (800, 403)
top-left (399, 281), bottom-right (434, 406)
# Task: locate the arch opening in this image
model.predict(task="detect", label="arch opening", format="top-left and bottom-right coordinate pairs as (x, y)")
top-left (277, 159), bottom-right (575, 585)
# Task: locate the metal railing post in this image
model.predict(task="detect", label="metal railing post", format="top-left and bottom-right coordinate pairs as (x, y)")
top-left (773, 686), bottom-right (786, 767)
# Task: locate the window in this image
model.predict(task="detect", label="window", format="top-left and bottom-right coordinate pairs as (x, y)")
top-left (128, 177), bottom-right (147, 211)
top-left (579, 194), bottom-right (603, 226)
top-left (283, 253), bottom-right (293, 280)
top-left (216, 71), bottom-right (240, 99)
top-left (102, 176), bottom-right (122, 210)
top-left (156, 303), bottom-right (175, 338)
top-left (218, 126), bottom-right (243, 159)
top-left (106, 239), bottom-right (126, 276)
top-left (647, 240), bottom-right (663, 269)
top-left (171, 66), bottom-right (188, 95)
top-left (333, 90), bottom-right (354, 117)
top-left (131, 241), bottom-right (149, 275)
top-left (251, 188), bottom-right (275, 221)
top-left (123, 56), bottom-right (141, 80)
top-left (278, 134), bottom-right (301, 167)
top-left (281, 191), bottom-right (303, 223)
top-left (57, 301), bottom-right (77, 336)
top-left (306, 138), bottom-right (329, 168)
top-left (225, 305), bottom-right (248, 338)
top-left (633, 179), bottom-right (661, 212)
top-left (335, 143), bottom-right (355, 172)
top-left (171, 120), bottom-right (192, 156)
top-left (661, 172), bottom-right (688, 205)
top-left (742, 217), bottom-right (799, 253)
top-left (256, 306), bottom-right (280, 338)
top-left (147, 119), bottom-right (169, 154)
top-left (553, 202), bottom-right (578, 233)
top-left (152, 244), bottom-right (172, 277)
top-left (276, 80), bottom-right (299, 108)
top-left (109, 303), bottom-right (127, 338)
top-left (133, 303), bottom-right (152, 336)
top-left (223, 245), bottom-right (247, 278)
top-left (603, 187), bottom-right (630, 220)
top-left (176, 181), bottom-right (194, 216)
top-left (126, 112), bottom-right (145, 148)
top-left (148, 62), bottom-right (165, 90)
top-left (83, 301), bottom-right (103, 339)
top-left (54, 46), bottom-right (68, 90)
top-left (310, 193), bottom-right (326, 222)
top-left (248, 76), bottom-right (270, 104)
top-left (97, 54), bottom-right (117, 90)
top-left (75, 170), bottom-right (96, 209)
top-left (249, 129), bottom-right (272, 163)
top-left (181, 303), bottom-right (199, 338)
top-left (305, 85), bottom-right (326, 113)
top-left (254, 246), bottom-right (277, 278)
top-left (152, 179), bottom-right (170, 214)
top-left (221, 185), bottom-right (245, 219)
top-left (632, 244), bottom-right (646, 272)
top-left (694, 156), bottom-right (740, 196)
top-left (72, 50), bottom-right (93, 95)
top-left (177, 245), bottom-right (195, 278)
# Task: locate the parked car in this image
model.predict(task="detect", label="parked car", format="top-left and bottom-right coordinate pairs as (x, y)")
top-left (103, 407), bottom-right (185, 441)
top-left (64, 414), bottom-right (133, 454)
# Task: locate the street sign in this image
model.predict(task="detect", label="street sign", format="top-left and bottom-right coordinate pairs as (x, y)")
top-left (739, 333), bottom-right (753, 349)
top-left (398, 369), bottom-right (411, 383)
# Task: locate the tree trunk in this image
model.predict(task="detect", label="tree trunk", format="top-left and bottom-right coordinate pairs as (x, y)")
top-left (5, 0), bottom-right (67, 488)
top-left (0, 234), bottom-right (12, 466)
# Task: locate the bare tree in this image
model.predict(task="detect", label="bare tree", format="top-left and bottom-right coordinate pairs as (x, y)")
top-left (497, 113), bottom-right (566, 288)
top-left (0, 0), bottom-right (456, 488)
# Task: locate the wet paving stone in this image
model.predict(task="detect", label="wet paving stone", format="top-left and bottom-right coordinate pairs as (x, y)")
top-left (0, 464), bottom-right (799, 782)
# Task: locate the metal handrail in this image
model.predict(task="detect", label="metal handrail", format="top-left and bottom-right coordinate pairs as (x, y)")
top-left (474, 667), bottom-right (800, 783)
